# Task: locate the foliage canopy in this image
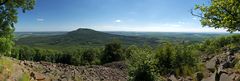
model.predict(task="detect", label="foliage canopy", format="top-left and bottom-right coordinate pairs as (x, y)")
top-left (193, 0), bottom-right (240, 32)
top-left (0, 0), bottom-right (35, 55)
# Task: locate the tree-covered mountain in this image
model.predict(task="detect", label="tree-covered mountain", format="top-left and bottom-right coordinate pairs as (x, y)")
top-left (16, 28), bottom-right (158, 47)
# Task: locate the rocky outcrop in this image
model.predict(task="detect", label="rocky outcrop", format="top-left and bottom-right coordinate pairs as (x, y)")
top-left (219, 73), bottom-right (232, 81)
top-left (205, 56), bottom-right (218, 72)
top-left (0, 56), bottom-right (127, 81)
top-left (202, 50), bottom-right (240, 81)
top-left (202, 71), bottom-right (216, 81)
top-left (103, 61), bottom-right (127, 70)
top-left (20, 61), bottom-right (127, 81)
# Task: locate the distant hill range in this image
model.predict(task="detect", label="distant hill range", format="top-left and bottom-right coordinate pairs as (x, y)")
top-left (16, 28), bottom-right (158, 47)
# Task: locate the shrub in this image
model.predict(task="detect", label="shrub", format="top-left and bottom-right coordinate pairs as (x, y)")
top-left (0, 37), bottom-right (13, 56)
top-left (200, 34), bottom-right (240, 54)
top-left (80, 49), bottom-right (97, 65)
top-left (155, 43), bottom-right (200, 76)
top-left (124, 45), bottom-right (138, 59)
top-left (127, 47), bottom-right (159, 81)
top-left (129, 64), bottom-right (156, 81)
top-left (101, 42), bottom-right (123, 64)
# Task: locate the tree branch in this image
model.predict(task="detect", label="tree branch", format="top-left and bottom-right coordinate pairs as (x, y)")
top-left (0, 0), bottom-right (8, 6)
top-left (191, 9), bottom-right (204, 18)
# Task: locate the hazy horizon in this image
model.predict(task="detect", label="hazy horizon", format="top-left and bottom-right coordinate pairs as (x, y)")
top-left (14, 28), bottom-right (233, 34)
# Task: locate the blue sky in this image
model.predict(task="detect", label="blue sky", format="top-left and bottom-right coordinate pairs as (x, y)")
top-left (16, 0), bottom-right (226, 32)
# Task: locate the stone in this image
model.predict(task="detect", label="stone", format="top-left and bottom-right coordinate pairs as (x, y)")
top-left (202, 72), bottom-right (216, 81)
top-left (168, 75), bottom-right (178, 81)
top-left (195, 72), bottom-right (204, 81)
top-left (219, 73), bottom-right (233, 81)
top-left (185, 76), bottom-right (193, 81)
top-left (205, 56), bottom-right (217, 72)
top-left (30, 72), bottom-right (45, 80)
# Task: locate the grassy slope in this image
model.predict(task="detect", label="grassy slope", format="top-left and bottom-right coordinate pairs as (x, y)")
top-left (0, 57), bottom-right (31, 81)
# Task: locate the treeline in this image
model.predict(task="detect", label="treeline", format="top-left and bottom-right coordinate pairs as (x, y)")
top-left (8, 42), bottom-right (125, 66)
top-left (127, 43), bottom-right (202, 81)
top-left (10, 46), bottom-right (99, 65)
top-left (199, 34), bottom-right (240, 55)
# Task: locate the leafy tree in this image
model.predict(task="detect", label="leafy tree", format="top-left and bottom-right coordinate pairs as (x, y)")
top-left (155, 43), bottom-right (176, 75)
top-left (34, 48), bottom-right (43, 62)
top-left (0, 38), bottom-right (12, 55)
top-left (155, 43), bottom-right (200, 76)
top-left (125, 45), bottom-right (138, 59)
top-left (192, 0), bottom-right (240, 32)
top-left (58, 53), bottom-right (72, 64)
top-left (80, 49), bottom-right (97, 65)
top-left (127, 46), bottom-right (159, 81)
top-left (10, 46), bottom-right (19, 58)
top-left (101, 42), bottom-right (123, 64)
top-left (18, 46), bottom-right (35, 60)
top-left (0, 0), bottom-right (35, 55)
top-left (129, 64), bottom-right (156, 81)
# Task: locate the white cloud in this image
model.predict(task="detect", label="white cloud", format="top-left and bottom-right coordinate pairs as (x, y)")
top-left (115, 20), bottom-right (121, 23)
top-left (192, 17), bottom-right (198, 20)
top-left (37, 18), bottom-right (44, 22)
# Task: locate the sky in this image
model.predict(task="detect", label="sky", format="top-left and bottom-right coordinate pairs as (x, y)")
top-left (16, 0), bottom-right (227, 32)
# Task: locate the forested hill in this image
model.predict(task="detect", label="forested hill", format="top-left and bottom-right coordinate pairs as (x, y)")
top-left (16, 28), bottom-right (158, 47)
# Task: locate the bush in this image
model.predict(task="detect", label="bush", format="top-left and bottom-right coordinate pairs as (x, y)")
top-left (101, 42), bottom-right (123, 64)
top-left (127, 46), bottom-right (159, 81)
top-left (124, 45), bottom-right (138, 59)
top-left (80, 49), bottom-right (97, 65)
top-left (129, 64), bottom-right (156, 81)
top-left (155, 43), bottom-right (200, 76)
top-left (200, 34), bottom-right (240, 55)
top-left (0, 37), bottom-right (13, 55)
